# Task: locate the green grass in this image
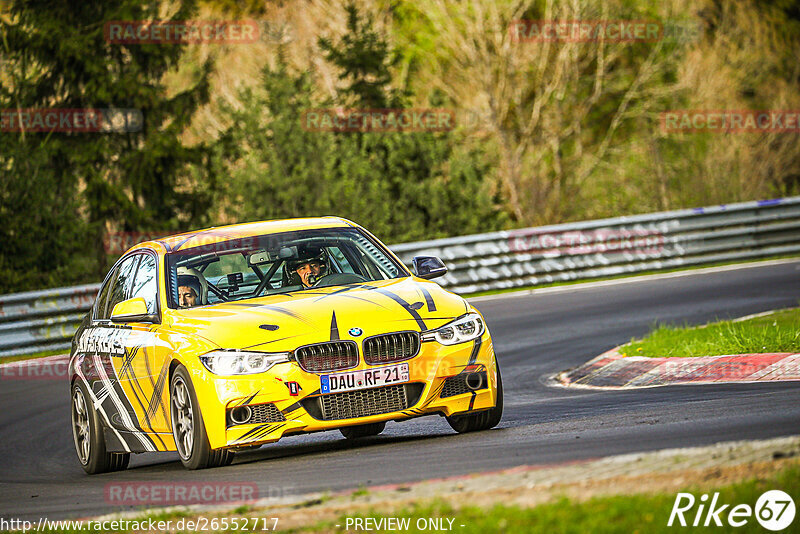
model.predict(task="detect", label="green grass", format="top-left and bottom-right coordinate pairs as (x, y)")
top-left (351, 485), bottom-right (370, 498)
top-left (621, 308), bottom-right (800, 358)
top-left (302, 462), bottom-right (800, 533)
top-left (464, 255), bottom-right (800, 299)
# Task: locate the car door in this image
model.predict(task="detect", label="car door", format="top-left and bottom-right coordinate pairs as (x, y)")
top-left (77, 255), bottom-right (148, 451)
top-left (86, 253), bottom-right (161, 452)
top-left (122, 252), bottom-right (173, 437)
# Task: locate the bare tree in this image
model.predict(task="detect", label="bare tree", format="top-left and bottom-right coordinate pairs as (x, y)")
top-left (420, 0), bottom-right (688, 225)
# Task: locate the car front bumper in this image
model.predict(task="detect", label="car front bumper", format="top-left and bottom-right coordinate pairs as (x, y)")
top-left (189, 334), bottom-right (499, 450)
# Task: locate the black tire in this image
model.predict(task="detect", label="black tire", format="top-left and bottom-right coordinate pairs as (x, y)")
top-left (171, 365), bottom-right (234, 470)
top-left (340, 421), bottom-right (386, 439)
top-left (445, 363), bottom-right (503, 434)
top-left (71, 381), bottom-right (130, 474)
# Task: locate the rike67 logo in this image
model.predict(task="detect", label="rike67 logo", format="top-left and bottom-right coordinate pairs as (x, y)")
top-left (669, 490), bottom-right (795, 530)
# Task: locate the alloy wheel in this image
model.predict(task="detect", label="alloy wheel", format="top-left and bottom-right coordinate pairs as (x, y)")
top-left (171, 377), bottom-right (194, 459)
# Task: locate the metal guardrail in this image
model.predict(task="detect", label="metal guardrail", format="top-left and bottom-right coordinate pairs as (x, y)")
top-left (391, 196), bottom-right (800, 293)
top-left (2, 196), bottom-right (799, 358)
top-left (0, 284), bottom-right (100, 358)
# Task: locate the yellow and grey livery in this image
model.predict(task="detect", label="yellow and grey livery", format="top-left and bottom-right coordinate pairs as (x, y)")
top-left (69, 218), bottom-right (502, 473)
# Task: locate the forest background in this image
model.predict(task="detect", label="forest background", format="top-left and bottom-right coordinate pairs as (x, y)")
top-left (1, 0), bottom-right (798, 293)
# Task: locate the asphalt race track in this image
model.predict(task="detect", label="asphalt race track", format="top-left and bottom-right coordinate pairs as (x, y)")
top-left (1, 260), bottom-right (799, 521)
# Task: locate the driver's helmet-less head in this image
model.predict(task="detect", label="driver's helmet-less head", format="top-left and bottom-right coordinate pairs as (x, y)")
top-left (286, 245), bottom-right (328, 286)
top-left (176, 266), bottom-right (208, 305)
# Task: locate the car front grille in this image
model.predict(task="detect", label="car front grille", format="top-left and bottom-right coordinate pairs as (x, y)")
top-left (295, 341), bottom-right (359, 373)
top-left (363, 331), bottom-right (420, 365)
top-left (301, 383), bottom-right (425, 421)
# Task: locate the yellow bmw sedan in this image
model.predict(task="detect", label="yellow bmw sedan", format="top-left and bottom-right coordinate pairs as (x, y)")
top-left (69, 218), bottom-right (502, 472)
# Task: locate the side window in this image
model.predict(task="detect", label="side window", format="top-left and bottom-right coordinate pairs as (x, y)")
top-left (94, 269), bottom-right (117, 320)
top-left (104, 255), bottom-right (140, 319)
top-left (328, 247), bottom-right (355, 274)
top-left (129, 254), bottom-right (158, 314)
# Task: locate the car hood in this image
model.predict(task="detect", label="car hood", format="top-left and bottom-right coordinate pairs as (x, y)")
top-left (166, 277), bottom-right (470, 352)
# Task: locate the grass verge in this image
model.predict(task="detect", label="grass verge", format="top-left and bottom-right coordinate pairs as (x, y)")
top-left (621, 307), bottom-right (800, 358)
top-left (304, 463), bottom-right (799, 533)
top-left (8, 440), bottom-right (797, 533)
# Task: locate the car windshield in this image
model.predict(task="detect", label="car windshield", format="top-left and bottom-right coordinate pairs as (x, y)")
top-left (164, 227), bottom-right (407, 308)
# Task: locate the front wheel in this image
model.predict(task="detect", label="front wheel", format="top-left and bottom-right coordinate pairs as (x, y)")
top-left (71, 382), bottom-right (129, 474)
top-left (445, 363), bottom-right (503, 433)
top-left (171, 365), bottom-right (234, 470)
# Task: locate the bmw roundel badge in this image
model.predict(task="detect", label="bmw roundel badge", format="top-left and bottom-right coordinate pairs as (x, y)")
top-left (348, 327), bottom-right (363, 337)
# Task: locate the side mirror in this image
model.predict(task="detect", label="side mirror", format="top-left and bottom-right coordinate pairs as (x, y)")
top-left (412, 256), bottom-right (448, 280)
top-left (111, 297), bottom-right (158, 323)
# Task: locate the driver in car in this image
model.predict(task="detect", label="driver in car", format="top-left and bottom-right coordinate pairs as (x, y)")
top-left (177, 275), bottom-right (201, 308)
top-left (290, 247), bottom-right (328, 288)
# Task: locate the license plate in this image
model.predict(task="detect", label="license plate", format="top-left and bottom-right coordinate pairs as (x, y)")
top-left (320, 363), bottom-right (409, 394)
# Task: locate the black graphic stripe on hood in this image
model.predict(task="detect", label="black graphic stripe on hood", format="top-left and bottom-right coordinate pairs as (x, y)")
top-left (416, 284), bottom-right (437, 312)
top-left (317, 283), bottom-right (429, 330)
top-left (224, 303), bottom-right (316, 326)
top-left (306, 286), bottom-right (392, 309)
top-left (309, 285), bottom-right (361, 299)
top-left (330, 311), bottom-right (340, 340)
top-left (370, 287), bottom-right (427, 331)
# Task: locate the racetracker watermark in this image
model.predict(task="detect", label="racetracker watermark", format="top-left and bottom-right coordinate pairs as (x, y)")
top-left (104, 482), bottom-right (287, 506)
top-left (104, 231), bottom-right (264, 256)
top-left (301, 108), bottom-right (456, 133)
top-left (0, 109), bottom-right (142, 133)
top-left (507, 228), bottom-right (665, 255)
top-left (509, 19), bottom-right (701, 43)
top-left (105, 20), bottom-right (262, 44)
top-left (1, 517), bottom-right (280, 533)
top-left (661, 110), bottom-right (800, 133)
top-left (668, 489), bottom-right (795, 530)
top-left (104, 231), bottom-right (171, 255)
top-left (0, 356), bottom-right (70, 381)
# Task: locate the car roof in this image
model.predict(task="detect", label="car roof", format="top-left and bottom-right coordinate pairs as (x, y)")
top-left (128, 217), bottom-right (356, 255)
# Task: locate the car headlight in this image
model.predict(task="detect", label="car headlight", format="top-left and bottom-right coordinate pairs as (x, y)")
top-left (199, 350), bottom-right (290, 375)
top-left (422, 313), bottom-right (485, 345)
